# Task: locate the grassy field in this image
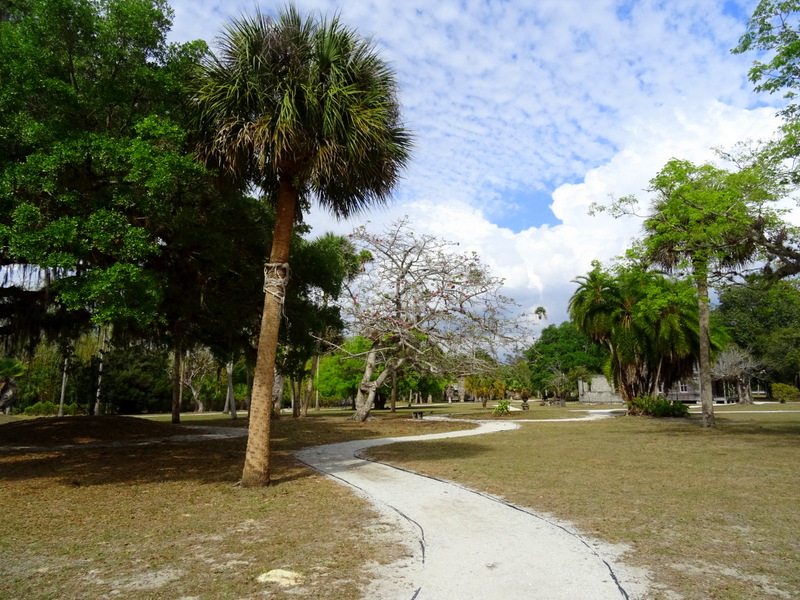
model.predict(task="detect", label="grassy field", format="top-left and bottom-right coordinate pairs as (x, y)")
top-left (0, 409), bottom-right (471, 600)
top-left (1, 403), bottom-right (798, 600)
top-left (368, 405), bottom-right (800, 600)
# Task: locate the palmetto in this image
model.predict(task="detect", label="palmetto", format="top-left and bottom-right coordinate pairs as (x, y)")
top-left (192, 6), bottom-right (411, 486)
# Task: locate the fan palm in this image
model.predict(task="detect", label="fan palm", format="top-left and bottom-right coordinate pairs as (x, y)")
top-left (192, 6), bottom-right (411, 486)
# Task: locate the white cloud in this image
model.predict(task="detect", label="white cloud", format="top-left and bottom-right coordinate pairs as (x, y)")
top-left (167, 0), bottom-right (792, 336)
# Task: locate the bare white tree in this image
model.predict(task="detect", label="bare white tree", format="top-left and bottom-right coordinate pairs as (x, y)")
top-left (712, 346), bottom-right (762, 405)
top-left (181, 347), bottom-right (216, 413)
top-left (343, 219), bottom-right (522, 421)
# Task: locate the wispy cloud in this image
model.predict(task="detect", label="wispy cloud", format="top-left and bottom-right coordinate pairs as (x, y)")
top-left (168, 0), bottom-right (788, 329)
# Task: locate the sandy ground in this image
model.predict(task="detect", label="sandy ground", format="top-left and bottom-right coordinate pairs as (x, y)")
top-left (296, 416), bottom-right (651, 600)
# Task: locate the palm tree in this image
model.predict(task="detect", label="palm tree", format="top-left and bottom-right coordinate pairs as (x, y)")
top-left (192, 6), bottom-right (411, 486)
top-left (569, 263), bottom-right (702, 406)
top-left (0, 358), bottom-right (26, 412)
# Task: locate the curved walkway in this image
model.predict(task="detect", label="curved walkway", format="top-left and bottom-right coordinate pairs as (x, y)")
top-left (296, 414), bottom-right (648, 600)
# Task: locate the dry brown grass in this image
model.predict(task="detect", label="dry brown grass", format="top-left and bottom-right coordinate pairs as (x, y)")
top-left (0, 412), bottom-right (469, 600)
top-left (367, 408), bottom-right (800, 600)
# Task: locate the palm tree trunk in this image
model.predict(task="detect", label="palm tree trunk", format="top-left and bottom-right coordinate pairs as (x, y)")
top-left (696, 267), bottom-right (715, 427)
top-left (241, 180), bottom-right (297, 488)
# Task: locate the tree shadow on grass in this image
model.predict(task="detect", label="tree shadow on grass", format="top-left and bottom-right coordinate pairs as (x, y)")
top-left (0, 414), bottom-right (472, 488)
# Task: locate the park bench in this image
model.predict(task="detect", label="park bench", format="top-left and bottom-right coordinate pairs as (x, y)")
top-left (412, 410), bottom-right (425, 419)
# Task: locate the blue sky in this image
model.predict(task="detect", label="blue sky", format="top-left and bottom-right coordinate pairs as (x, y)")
top-left (167, 0), bottom-right (790, 334)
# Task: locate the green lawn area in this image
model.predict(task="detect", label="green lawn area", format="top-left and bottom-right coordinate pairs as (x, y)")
top-left (1, 403), bottom-right (798, 600)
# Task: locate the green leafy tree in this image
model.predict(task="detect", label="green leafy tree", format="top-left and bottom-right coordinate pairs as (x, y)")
top-left (316, 337), bottom-right (372, 405)
top-left (99, 344), bottom-right (172, 414)
top-left (733, 2), bottom-right (800, 274)
top-left (465, 372), bottom-right (506, 409)
top-left (640, 159), bottom-right (784, 426)
top-left (0, 0), bottom-right (209, 332)
top-left (524, 322), bottom-right (607, 397)
top-left (733, 1), bottom-right (800, 115)
top-left (716, 278), bottom-right (800, 385)
top-left (192, 6), bottom-right (411, 486)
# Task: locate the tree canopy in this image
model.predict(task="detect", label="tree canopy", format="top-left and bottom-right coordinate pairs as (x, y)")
top-left (524, 321), bottom-right (607, 397)
top-left (0, 0), bottom-right (210, 336)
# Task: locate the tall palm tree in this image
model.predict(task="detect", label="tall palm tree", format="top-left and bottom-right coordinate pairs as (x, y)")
top-left (192, 6), bottom-right (411, 486)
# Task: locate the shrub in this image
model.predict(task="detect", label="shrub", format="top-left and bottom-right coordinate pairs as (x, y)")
top-left (628, 396), bottom-right (689, 418)
top-left (771, 383), bottom-right (800, 403)
top-left (63, 402), bottom-right (83, 416)
top-left (492, 400), bottom-right (511, 417)
top-left (23, 401), bottom-right (59, 416)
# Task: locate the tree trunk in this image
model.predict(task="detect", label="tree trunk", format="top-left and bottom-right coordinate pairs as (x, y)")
top-left (226, 360), bottom-right (237, 420)
top-left (696, 267), bottom-right (715, 427)
top-left (458, 375), bottom-right (466, 402)
top-left (353, 351), bottom-right (403, 422)
top-left (58, 357), bottom-right (68, 417)
top-left (354, 346), bottom-right (380, 421)
top-left (291, 378), bottom-right (301, 418)
top-left (171, 342), bottom-right (183, 424)
top-left (303, 354), bottom-right (318, 417)
top-left (93, 328), bottom-right (106, 416)
top-left (390, 371), bottom-right (397, 413)
top-left (737, 375), bottom-right (754, 405)
top-left (0, 381), bottom-right (16, 412)
top-left (240, 180), bottom-right (297, 487)
top-left (272, 368), bottom-right (285, 418)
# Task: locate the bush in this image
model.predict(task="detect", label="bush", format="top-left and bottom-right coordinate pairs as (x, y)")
top-left (628, 396), bottom-right (689, 418)
top-left (22, 401), bottom-right (84, 416)
top-left (771, 383), bottom-right (800, 403)
top-left (492, 400), bottom-right (511, 417)
top-left (23, 401), bottom-right (58, 416)
top-left (63, 402), bottom-right (83, 416)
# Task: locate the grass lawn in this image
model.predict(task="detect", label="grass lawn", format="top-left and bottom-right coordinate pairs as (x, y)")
top-left (0, 409), bottom-right (471, 600)
top-left (2, 403), bottom-right (798, 600)
top-left (367, 406), bottom-right (800, 600)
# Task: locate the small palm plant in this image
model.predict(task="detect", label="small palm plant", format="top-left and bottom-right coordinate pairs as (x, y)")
top-left (492, 400), bottom-right (511, 417)
top-left (0, 358), bottom-right (26, 412)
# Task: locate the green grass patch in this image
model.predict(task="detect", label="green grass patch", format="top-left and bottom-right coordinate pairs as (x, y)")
top-left (366, 410), bottom-right (800, 600)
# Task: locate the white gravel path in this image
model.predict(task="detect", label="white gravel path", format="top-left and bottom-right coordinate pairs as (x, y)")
top-left (296, 415), bottom-right (650, 600)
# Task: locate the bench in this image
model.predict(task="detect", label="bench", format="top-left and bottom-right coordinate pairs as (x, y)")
top-left (412, 411), bottom-right (424, 419)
